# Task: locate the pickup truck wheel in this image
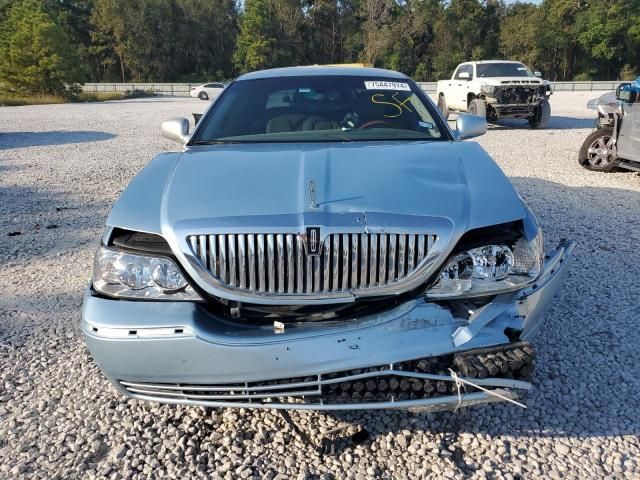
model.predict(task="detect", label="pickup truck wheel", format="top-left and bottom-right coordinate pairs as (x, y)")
top-left (529, 99), bottom-right (551, 129)
top-left (437, 94), bottom-right (449, 120)
top-left (468, 99), bottom-right (487, 119)
top-left (578, 128), bottom-right (618, 172)
top-left (198, 91), bottom-right (209, 100)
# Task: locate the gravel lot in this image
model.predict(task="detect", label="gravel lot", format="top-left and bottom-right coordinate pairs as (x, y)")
top-left (1, 92), bottom-right (639, 479)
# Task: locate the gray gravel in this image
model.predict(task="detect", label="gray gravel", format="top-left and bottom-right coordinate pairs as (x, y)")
top-left (1, 93), bottom-right (639, 479)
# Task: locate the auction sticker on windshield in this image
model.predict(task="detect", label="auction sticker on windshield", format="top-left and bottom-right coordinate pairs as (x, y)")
top-left (365, 81), bottom-right (411, 91)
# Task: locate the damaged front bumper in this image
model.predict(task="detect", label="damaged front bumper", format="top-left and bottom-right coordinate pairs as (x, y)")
top-left (82, 240), bottom-right (575, 411)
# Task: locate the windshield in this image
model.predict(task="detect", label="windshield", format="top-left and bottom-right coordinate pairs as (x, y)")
top-left (476, 63), bottom-right (533, 78)
top-left (191, 75), bottom-right (445, 144)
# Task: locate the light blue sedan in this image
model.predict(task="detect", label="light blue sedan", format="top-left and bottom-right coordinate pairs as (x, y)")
top-left (83, 66), bottom-right (574, 411)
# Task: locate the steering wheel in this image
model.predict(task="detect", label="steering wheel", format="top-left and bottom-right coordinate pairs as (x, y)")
top-left (358, 120), bottom-right (395, 130)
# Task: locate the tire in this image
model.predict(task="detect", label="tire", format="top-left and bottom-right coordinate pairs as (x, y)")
top-left (577, 128), bottom-right (618, 172)
top-left (529, 99), bottom-right (551, 129)
top-left (198, 91), bottom-right (209, 101)
top-left (468, 99), bottom-right (487, 119)
top-left (437, 94), bottom-right (449, 120)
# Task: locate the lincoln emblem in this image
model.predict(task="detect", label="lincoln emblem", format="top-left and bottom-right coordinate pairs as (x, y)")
top-left (305, 227), bottom-right (321, 255)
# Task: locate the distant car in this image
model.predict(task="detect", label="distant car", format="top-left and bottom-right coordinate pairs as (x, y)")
top-left (189, 82), bottom-right (225, 100)
top-left (436, 60), bottom-right (552, 128)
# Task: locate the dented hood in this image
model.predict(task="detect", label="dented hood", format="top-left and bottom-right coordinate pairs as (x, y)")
top-left (109, 140), bottom-right (526, 237)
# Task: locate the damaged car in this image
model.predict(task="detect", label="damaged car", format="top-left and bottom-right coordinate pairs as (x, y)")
top-left (437, 60), bottom-right (552, 128)
top-left (82, 66), bottom-right (574, 412)
top-left (578, 79), bottom-right (640, 172)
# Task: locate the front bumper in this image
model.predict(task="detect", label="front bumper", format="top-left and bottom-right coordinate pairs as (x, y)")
top-left (82, 240), bottom-right (575, 411)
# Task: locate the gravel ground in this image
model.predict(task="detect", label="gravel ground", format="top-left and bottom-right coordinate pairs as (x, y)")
top-left (0, 92), bottom-right (639, 479)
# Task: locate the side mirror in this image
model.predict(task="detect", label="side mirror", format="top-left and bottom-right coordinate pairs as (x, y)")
top-left (534, 71), bottom-right (542, 78)
top-left (161, 117), bottom-right (190, 143)
top-left (616, 83), bottom-right (632, 102)
top-left (459, 71), bottom-right (470, 80)
top-left (455, 113), bottom-right (487, 140)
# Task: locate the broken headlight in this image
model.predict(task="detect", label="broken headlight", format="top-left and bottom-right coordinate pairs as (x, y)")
top-left (426, 232), bottom-right (543, 299)
top-left (480, 83), bottom-right (497, 97)
top-left (92, 246), bottom-right (201, 301)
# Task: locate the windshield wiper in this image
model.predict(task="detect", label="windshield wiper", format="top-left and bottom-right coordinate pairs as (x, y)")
top-left (191, 140), bottom-right (242, 145)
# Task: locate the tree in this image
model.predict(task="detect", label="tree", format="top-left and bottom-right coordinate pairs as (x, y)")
top-left (574, 0), bottom-right (640, 80)
top-left (360, 0), bottom-right (395, 65)
top-left (233, 0), bottom-right (279, 73)
top-left (0, 0), bottom-right (82, 94)
top-left (500, 3), bottom-right (541, 69)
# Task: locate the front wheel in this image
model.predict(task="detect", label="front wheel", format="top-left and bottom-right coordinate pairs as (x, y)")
top-left (198, 91), bottom-right (209, 101)
top-left (468, 99), bottom-right (487, 119)
top-left (529, 99), bottom-right (551, 129)
top-left (437, 94), bottom-right (449, 120)
top-left (577, 128), bottom-right (618, 172)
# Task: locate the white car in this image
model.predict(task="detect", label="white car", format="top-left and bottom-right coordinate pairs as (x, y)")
top-left (436, 60), bottom-right (552, 128)
top-left (189, 82), bottom-right (225, 100)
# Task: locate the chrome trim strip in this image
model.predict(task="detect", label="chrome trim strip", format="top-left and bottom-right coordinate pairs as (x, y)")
top-left (286, 234), bottom-right (295, 293)
top-left (228, 234), bottom-right (236, 287)
top-left (351, 234), bottom-right (358, 289)
top-left (398, 234), bottom-right (406, 279)
top-left (124, 389), bottom-right (522, 411)
top-left (379, 233), bottom-right (387, 284)
top-left (219, 235), bottom-right (227, 283)
top-left (247, 234), bottom-right (256, 290)
top-left (257, 234), bottom-right (266, 291)
top-left (407, 234), bottom-right (415, 272)
top-left (208, 235), bottom-right (218, 277)
top-left (323, 238), bottom-right (331, 291)
top-left (360, 233), bottom-right (368, 288)
top-left (341, 234), bottom-right (349, 291)
top-left (237, 234), bottom-right (246, 289)
top-left (388, 234), bottom-right (397, 281)
top-left (370, 234), bottom-right (378, 286)
top-left (276, 234), bottom-right (285, 293)
top-left (296, 236), bottom-right (304, 293)
top-left (267, 234), bottom-right (275, 293)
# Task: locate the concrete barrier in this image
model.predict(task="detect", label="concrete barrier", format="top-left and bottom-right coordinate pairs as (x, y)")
top-left (82, 81), bottom-right (622, 97)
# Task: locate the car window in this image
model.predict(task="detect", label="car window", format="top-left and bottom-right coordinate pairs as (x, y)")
top-left (477, 63), bottom-right (533, 78)
top-left (191, 75), bottom-right (447, 144)
top-left (203, 83), bottom-right (214, 88)
top-left (453, 65), bottom-right (467, 80)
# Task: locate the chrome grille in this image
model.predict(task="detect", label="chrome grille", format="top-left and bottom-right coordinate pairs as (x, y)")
top-left (187, 233), bottom-right (436, 295)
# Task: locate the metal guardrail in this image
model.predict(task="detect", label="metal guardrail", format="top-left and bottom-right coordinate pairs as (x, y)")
top-left (82, 81), bottom-right (622, 97)
top-left (416, 81), bottom-right (620, 93)
top-left (82, 83), bottom-right (197, 96)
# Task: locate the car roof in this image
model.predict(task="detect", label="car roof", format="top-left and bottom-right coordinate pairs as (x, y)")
top-left (237, 66), bottom-right (408, 81)
top-left (471, 60), bottom-right (524, 64)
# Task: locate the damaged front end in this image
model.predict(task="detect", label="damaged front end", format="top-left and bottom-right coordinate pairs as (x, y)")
top-left (482, 83), bottom-right (551, 119)
top-left (83, 230), bottom-right (574, 411)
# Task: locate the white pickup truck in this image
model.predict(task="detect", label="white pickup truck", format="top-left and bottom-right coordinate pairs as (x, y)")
top-left (436, 60), bottom-right (552, 128)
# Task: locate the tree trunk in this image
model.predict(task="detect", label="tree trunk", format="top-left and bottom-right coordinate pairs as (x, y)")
top-left (118, 53), bottom-right (126, 83)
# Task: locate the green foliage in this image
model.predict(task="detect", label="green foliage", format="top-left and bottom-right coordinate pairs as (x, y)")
top-left (0, 0), bottom-right (638, 87)
top-left (619, 64), bottom-right (637, 81)
top-left (234, 0), bottom-right (278, 73)
top-left (0, 0), bottom-right (82, 95)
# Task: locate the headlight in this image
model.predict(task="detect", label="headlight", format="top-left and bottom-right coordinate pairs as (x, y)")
top-left (480, 84), bottom-right (496, 96)
top-left (92, 246), bottom-right (201, 301)
top-left (426, 232), bottom-right (543, 299)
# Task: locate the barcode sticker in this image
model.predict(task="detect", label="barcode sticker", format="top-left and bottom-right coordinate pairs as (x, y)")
top-left (364, 81), bottom-right (411, 91)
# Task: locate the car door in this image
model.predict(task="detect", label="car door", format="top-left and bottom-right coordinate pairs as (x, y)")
top-left (204, 83), bottom-right (224, 99)
top-left (448, 65), bottom-right (472, 111)
top-left (617, 103), bottom-right (640, 162)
